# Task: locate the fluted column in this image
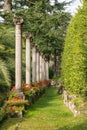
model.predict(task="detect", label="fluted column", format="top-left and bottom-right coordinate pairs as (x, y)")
top-left (40, 54), bottom-right (43, 81)
top-left (46, 60), bottom-right (49, 80)
top-left (13, 17), bottom-right (23, 91)
top-left (42, 56), bottom-right (45, 81)
top-left (36, 49), bottom-right (40, 82)
top-left (44, 57), bottom-right (47, 80)
top-left (25, 32), bottom-right (31, 85)
top-left (44, 58), bottom-right (46, 80)
top-left (32, 45), bottom-right (36, 82)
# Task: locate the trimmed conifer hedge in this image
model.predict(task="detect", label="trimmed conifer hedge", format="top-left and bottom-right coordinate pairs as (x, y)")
top-left (61, 1), bottom-right (87, 96)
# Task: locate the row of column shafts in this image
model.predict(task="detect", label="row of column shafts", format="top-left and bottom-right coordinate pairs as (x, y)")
top-left (14, 17), bottom-right (49, 91)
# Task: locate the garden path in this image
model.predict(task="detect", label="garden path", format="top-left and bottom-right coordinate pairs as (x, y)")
top-left (1, 87), bottom-right (87, 130)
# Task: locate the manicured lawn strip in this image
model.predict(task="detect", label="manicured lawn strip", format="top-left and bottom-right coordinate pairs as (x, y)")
top-left (1, 87), bottom-right (87, 130)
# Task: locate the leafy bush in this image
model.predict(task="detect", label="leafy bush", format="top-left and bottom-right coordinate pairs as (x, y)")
top-left (49, 67), bottom-right (54, 79)
top-left (0, 106), bottom-right (5, 122)
top-left (61, 1), bottom-right (87, 96)
top-left (3, 86), bottom-right (28, 115)
top-left (22, 80), bottom-right (51, 103)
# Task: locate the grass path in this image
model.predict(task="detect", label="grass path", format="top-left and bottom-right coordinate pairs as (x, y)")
top-left (1, 87), bottom-right (87, 130)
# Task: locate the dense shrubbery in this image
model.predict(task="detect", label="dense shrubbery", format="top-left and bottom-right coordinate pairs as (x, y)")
top-left (0, 80), bottom-right (50, 123)
top-left (22, 80), bottom-right (51, 104)
top-left (61, 1), bottom-right (87, 96)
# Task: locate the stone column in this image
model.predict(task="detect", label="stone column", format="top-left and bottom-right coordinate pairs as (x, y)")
top-left (40, 53), bottom-right (43, 81)
top-left (46, 60), bottom-right (49, 80)
top-left (36, 49), bottom-right (40, 82)
top-left (13, 17), bottom-right (23, 91)
top-left (42, 56), bottom-right (45, 81)
top-left (44, 58), bottom-right (46, 80)
top-left (32, 45), bottom-right (36, 82)
top-left (25, 32), bottom-right (31, 85)
top-left (44, 57), bottom-right (47, 80)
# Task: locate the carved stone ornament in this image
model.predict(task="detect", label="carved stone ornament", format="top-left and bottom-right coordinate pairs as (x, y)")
top-left (32, 43), bottom-right (36, 48)
top-left (13, 17), bottom-right (23, 25)
top-left (25, 32), bottom-right (32, 38)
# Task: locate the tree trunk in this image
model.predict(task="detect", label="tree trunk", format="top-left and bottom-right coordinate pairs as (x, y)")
top-left (54, 50), bottom-right (61, 77)
top-left (4, 0), bottom-right (12, 11)
top-left (54, 50), bottom-right (57, 77)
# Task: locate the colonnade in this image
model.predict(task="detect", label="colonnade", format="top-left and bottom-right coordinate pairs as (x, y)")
top-left (14, 17), bottom-right (49, 91)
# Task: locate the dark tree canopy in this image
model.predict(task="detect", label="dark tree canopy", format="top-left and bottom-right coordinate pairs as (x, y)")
top-left (0, 0), bottom-right (71, 88)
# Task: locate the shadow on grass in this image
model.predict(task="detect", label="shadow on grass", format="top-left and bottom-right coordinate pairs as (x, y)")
top-left (1, 87), bottom-right (87, 130)
top-left (25, 87), bottom-right (61, 114)
top-left (0, 117), bottom-right (20, 130)
top-left (58, 116), bottom-right (87, 130)
top-left (1, 87), bottom-right (59, 130)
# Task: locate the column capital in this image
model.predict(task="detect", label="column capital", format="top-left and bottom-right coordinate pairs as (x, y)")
top-left (42, 55), bottom-right (44, 58)
top-left (13, 17), bottom-right (23, 25)
top-left (36, 48), bottom-right (39, 53)
top-left (32, 43), bottom-right (37, 49)
top-left (25, 32), bottom-right (32, 39)
top-left (43, 55), bottom-right (46, 60)
top-left (45, 58), bottom-right (48, 62)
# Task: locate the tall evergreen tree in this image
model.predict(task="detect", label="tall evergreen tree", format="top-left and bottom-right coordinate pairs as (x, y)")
top-left (0, 0), bottom-right (71, 86)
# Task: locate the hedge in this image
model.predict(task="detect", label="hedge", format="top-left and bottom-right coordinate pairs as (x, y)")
top-left (61, 1), bottom-right (87, 96)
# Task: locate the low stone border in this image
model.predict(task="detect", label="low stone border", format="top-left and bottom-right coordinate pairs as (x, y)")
top-left (63, 90), bottom-right (80, 117)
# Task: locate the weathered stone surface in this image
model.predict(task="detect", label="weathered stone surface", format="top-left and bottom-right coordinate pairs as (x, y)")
top-left (81, 110), bottom-right (87, 114)
top-left (46, 60), bottom-right (49, 80)
top-left (36, 50), bottom-right (40, 82)
top-left (40, 54), bottom-right (43, 81)
top-left (32, 46), bottom-right (36, 82)
top-left (63, 90), bottom-right (80, 117)
top-left (25, 32), bottom-right (31, 84)
top-left (63, 90), bottom-right (68, 104)
top-left (13, 17), bottom-right (23, 91)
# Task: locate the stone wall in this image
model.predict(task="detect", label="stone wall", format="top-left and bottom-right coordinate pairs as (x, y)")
top-left (63, 90), bottom-right (80, 117)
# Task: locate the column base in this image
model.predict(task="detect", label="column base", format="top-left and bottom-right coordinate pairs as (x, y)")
top-left (15, 89), bottom-right (25, 100)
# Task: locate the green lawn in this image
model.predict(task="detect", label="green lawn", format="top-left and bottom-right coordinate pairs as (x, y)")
top-left (1, 87), bottom-right (87, 130)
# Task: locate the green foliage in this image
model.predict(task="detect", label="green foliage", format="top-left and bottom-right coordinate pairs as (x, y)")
top-left (1, 88), bottom-right (87, 130)
top-left (0, 92), bottom-right (7, 107)
top-left (61, 1), bottom-right (87, 95)
top-left (0, 25), bottom-right (15, 88)
top-left (49, 67), bottom-right (54, 79)
top-left (0, 0), bottom-right (71, 60)
top-left (52, 76), bottom-right (61, 81)
top-left (0, 106), bottom-right (5, 123)
top-left (0, 59), bottom-right (11, 87)
top-left (0, 1), bottom-right (71, 91)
